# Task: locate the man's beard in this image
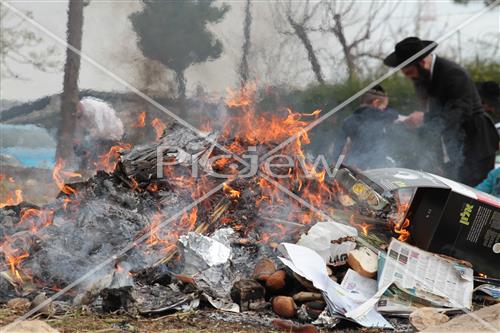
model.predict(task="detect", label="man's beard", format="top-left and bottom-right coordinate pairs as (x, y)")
top-left (412, 64), bottom-right (432, 100)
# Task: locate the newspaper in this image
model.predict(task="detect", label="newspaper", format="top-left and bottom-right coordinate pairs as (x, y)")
top-left (474, 284), bottom-right (500, 299)
top-left (378, 239), bottom-right (473, 311)
top-left (278, 243), bottom-right (392, 329)
top-left (377, 283), bottom-right (450, 315)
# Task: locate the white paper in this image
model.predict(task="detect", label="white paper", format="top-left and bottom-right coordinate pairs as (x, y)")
top-left (378, 239), bottom-right (473, 309)
top-left (341, 269), bottom-right (377, 302)
top-left (278, 243), bottom-right (392, 329)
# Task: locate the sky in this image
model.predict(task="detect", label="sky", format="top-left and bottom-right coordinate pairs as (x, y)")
top-left (1, 0), bottom-right (499, 102)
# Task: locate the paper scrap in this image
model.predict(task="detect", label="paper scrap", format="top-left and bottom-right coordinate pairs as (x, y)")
top-left (278, 243), bottom-right (392, 329)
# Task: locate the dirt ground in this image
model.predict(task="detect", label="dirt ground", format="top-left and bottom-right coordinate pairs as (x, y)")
top-left (0, 306), bottom-right (400, 333)
top-left (0, 307), bottom-right (278, 333)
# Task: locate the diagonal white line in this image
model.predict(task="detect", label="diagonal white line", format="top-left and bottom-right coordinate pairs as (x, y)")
top-left (2, 179), bottom-right (230, 330)
top-left (0, 0), bottom-right (250, 169)
top-left (259, 174), bottom-right (497, 332)
top-left (259, 0), bottom-right (500, 163)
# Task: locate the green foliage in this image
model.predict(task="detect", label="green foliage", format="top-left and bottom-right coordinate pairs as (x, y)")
top-left (261, 75), bottom-right (417, 118)
top-left (466, 60), bottom-right (500, 83)
top-left (467, 60), bottom-right (500, 122)
top-left (130, 0), bottom-right (229, 95)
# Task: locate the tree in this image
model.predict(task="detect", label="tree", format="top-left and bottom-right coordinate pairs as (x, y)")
top-left (239, 0), bottom-right (252, 86)
top-left (56, 0), bottom-right (84, 162)
top-left (273, 0), bottom-right (325, 84)
top-left (319, 0), bottom-right (400, 80)
top-left (0, 6), bottom-right (60, 79)
top-left (130, 1), bottom-right (229, 102)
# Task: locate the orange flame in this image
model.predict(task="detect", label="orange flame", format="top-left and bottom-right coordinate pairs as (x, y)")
top-left (390, 199), bottom-right (411, 241)
top-left (0, 175), bottom-right (23, 208)
top-left (223, 183), bottom-right (240, 198)
top-left (96, 143), bottom-right (132, 173)
top-left (0, 189), bottom-right (23, 208)
top-left (132, 111), bottom-right (146, 128)
top-left (0, 235), bottom-right (30, 283)
top-left (151, 118), bottom-right (166, 140)
top-left (52, 159), bottom-right (81, 210)
top-left (394, 218), bottom-right (410, 242)
top-left (359, 222), bottom-right (370, 236)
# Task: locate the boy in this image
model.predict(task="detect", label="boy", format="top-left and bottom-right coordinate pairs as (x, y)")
top-left (341, 85), bottom-right (399, 170)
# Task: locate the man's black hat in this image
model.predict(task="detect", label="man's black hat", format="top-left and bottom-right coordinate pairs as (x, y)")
top-left (384, 37), bottom-right (438, 67)
top-left (477, 81), bottom-right (500, 110)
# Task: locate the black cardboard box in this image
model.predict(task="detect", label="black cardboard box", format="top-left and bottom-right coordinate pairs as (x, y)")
top-left (357, 168), bottom-right (500, 278)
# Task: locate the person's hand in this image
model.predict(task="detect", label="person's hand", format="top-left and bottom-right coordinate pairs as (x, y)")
top-left (404, 111), bottom-right (424, 128)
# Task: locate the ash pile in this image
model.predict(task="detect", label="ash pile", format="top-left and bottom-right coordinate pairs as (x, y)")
top-left (1, 113), bottom-right (500, 331)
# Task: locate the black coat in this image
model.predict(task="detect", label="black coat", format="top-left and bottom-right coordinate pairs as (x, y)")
top-left (342, 106), bottom-right (399, 169)
top-left (422, 56), bottom-right (498, 184)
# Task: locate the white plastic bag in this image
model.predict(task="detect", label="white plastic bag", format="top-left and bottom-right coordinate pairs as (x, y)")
top-left (79, 97), bottom-right (124, 141)
top-left (297, 221), bottom-right (357, 266)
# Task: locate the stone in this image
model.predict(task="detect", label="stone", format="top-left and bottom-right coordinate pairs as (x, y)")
top-left (2, 320), bottom-right (59, 333)
top-left (230, 279), bottom-right (266, 312)
top-left (272, 319), bottom-right (318, 333)
top-left (266, 270), bottom-right (286, 292)
top-left (7, 298), bottom-right (31, 310)
top-left (410, 307), bottom-right (449, 331)
top-left (420, 304), bottom-right (500, 332)
top-left (253, 258), bottom-right (276, 282)
top-left (272, 296), bottom-right (297, 318)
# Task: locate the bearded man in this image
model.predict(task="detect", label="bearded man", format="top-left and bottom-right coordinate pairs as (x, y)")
top-left (384, 37), bottom-right (498, 186)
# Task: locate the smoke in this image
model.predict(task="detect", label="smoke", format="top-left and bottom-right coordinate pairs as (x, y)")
top-left (24, 172), bottom-right (190, 291)
top-left (328, 108), bottom-right (466, 183)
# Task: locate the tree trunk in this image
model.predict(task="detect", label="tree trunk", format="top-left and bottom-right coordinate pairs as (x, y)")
top-left (175, 69), bottom-right (186, 111)
top-left (239, 0), bottom-right (252, 86)
top-left (333, 14), bottom-right (356, 80)
top-left (287, 15), bottom-right (324, 85)
top-left (56, 0), bottom-right (84, 163)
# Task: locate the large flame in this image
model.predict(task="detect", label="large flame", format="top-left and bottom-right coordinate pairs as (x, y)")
top-left (219, 83), bottom-right (333, 240)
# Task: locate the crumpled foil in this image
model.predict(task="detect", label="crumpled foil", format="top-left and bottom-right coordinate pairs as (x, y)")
top-left (178, 228), bottom-right (240, 312)
top-left (312, 309), bottom-right (341, 329)
top-left (179, 228), bottom-right (234, 274)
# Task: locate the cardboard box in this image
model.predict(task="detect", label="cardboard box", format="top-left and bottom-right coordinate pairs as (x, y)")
top-left (355, 168), bottom-right (500, 278)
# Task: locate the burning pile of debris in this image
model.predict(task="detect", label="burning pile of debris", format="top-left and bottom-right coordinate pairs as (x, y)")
top-left (1, 86), bottom-right (499, 332)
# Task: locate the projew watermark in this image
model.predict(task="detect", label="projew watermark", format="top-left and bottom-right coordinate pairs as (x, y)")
top-left (156, 145), bottom-right (340, 180)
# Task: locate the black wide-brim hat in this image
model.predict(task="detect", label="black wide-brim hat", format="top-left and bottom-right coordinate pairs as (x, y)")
top-left (384, 37), bottom-right (438, 67)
